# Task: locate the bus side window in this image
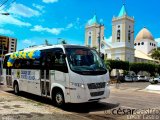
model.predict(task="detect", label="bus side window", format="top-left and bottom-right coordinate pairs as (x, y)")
top-left (33, 60), bottom-right (40, 68)
top-left (14, 59), bottom-right (21, 69)
top-left (54, 50), bottom-right (68, 73)
top-left (46, 52), bottom-right (53, 69)
top-left (3, 55), bottom-right (9, 69)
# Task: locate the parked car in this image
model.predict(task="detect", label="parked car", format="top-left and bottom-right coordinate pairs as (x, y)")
top-left (124, 75), bottom-right (137, 82)
top-left (149, 76), bottom-right (160, 84)
top-left (137, 75), bottom-right (148, 81)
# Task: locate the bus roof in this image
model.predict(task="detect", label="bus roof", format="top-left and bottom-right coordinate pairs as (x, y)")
top-left (5, 44), bottom-right (89, 56)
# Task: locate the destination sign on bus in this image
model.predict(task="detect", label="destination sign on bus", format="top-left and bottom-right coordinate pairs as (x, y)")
top-left (21, 70), bottom-right (35, 80)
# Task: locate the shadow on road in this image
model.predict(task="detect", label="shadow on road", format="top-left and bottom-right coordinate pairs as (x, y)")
top-left (5, 90), bottom-right (119, 113)
top-left (64, 102), bottom-right (119, 113)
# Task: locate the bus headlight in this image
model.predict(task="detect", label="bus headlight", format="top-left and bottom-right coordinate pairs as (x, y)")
top-left (71, 82), bottom-right (85, 88)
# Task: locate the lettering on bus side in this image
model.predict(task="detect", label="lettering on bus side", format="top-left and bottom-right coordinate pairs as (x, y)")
top-left (21, 70), bottom-right (35, 80)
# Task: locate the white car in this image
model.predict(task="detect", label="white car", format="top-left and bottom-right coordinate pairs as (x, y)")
top-left (137, 75), bottom-right (148, 81)
top-left (149, 77), bottom-right (160, 84)
top-left (125, 75), bottom-right (138, 82)
top-left (125, 75), bottom-right (132, 82)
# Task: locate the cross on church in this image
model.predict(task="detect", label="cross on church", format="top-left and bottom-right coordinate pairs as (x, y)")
top-left (123, 0), bottom-right (126, 5)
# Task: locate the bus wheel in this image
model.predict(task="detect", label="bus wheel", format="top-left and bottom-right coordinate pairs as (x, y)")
top-left (53, 90), bottom-right (65, 107)
top-left (14, 83), bottom-right (19, 95)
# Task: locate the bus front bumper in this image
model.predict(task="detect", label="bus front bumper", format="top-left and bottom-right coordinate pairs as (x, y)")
top-left (68, 86), bottom-right (110, 103)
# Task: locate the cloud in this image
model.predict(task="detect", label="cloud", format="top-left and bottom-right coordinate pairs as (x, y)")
top-left (0, 14), bottom-right (31, 26)
top-left (0, 28), bottom-right (14, 35)
top-left (31, 22), bottom-right (74, 35)
top-left (66, 23), bottom-right (73, 29)
top-left (155, 38), bottom-right (160, 47)
top-left (32, 3), bottom-right (44, 11)
top-left (42, 0), bottom-right (58, 3)
top-left (74, 17), bottom-right (82, 29)
top-left (22, 39), bottom-right (36, 45)
top-left (31, 25), bottom-right (63, 35)
top-left (8, 3), bottom-right (40, 18)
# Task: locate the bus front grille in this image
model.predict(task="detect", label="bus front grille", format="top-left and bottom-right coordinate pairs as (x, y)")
top-left (87, 82), bottom-right (105, 89)
top-left (90, 91), bottom-right (104, 97)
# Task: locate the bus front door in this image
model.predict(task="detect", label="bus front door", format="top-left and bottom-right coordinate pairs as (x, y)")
top-left (40, 69), bottom-right (50, 97)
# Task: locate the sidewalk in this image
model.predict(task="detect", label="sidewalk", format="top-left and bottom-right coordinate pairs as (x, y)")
top-left (110, 84), bottom-right (143, 91)
top-left (110, 83), bottom-right (160, 94)
top-left (0, 85), bottom-right (91, 120)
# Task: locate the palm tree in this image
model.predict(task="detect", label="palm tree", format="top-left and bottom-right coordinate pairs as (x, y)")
top-left (61, 40), bottom-right (67, 44)
top-left (44, 39), bottom-right (52, 46)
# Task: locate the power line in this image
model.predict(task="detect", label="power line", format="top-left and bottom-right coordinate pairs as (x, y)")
top-left (0, 0), bottom-right (6, 6)
top-left (0, 0), bottom-right (16, 11)
top-left (0, 0), bottom-right (9, 8)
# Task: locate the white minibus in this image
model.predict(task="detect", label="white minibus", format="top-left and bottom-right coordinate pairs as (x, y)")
top-left (3, 45), bottom-right (110, 107)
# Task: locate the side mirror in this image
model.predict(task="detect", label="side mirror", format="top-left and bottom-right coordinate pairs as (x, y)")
top-left (62, 54), bottom-right (66, 59)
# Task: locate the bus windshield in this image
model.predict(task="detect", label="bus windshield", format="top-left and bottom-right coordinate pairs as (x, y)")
top-left (65, 48), bottom-right (107, 75)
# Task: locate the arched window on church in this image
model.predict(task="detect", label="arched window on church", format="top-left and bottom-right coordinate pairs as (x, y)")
top-left (128, 30), bottom-right (131, 42)
top-left (88, 36), bottom-right (91, 47)
top-left (101, 43), bottom-right (105, 49)
top-left (117, 30), bottom-right (120, 42)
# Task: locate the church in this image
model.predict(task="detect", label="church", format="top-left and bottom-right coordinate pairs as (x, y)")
top-left (85, 4), bottom-right (158, 63)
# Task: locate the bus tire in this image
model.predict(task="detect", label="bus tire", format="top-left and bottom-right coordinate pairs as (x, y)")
top-left (13, 82), bottom-right (19, 95)
top-left (52, 89), bottom-right (65, 108)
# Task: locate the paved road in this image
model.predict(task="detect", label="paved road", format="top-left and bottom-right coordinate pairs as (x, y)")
top-left (0, 82), bottom-right (160, 120)
top-left (63, 82), bottom-right (160, 120)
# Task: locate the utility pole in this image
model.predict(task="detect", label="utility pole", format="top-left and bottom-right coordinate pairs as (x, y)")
top-left (0, 40), bottom-right (4, 76)
top-left (0, 12), bottom-right (10, 78)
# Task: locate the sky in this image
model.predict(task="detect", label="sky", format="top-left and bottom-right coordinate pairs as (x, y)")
top-left (0, 0), bottom-right (160, 50)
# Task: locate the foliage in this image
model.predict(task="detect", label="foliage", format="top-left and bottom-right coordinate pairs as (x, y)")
top-left (92, 46), bottom-right (97, 49)
top-left (130, 63), bottom-right (156, 76)
top-left (105, 59), bottom-right (129, 72)
top-left (105, 59), bottom-right (159, 76)
top-left (44, 39), bottom-right (52, 46)
top-left (61, 40), bottom-right (67, 44)
top-left (151, 49), bottom-right (160, 60)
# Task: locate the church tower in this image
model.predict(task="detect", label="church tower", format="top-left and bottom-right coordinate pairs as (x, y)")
top-left (85, 15), bottom-right (104, 50)
top-left (112, 4), bottom-right (135, 62)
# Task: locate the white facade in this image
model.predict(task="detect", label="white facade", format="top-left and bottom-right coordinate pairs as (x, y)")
top-left (134, 39), bottom-right (157, 54)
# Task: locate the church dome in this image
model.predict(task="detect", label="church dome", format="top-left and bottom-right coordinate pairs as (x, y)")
top-left (135, 27), bottom-right (154, 41)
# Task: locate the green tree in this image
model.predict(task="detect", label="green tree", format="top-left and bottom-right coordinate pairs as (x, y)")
top-left (61, 40), bottom-right (67, 44)
top-left (44, 39), bottom-right (52, 46)
top-left (105, 60), bottom-right (159, 76)
top-left (151, 49), bottom-right (160, 60)
top-left (105, 59), bottom-right (129, 75)
top-left (130, 62), bottom-right (157, 76)
top-left (92, 46), bottom-right (97, 49)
